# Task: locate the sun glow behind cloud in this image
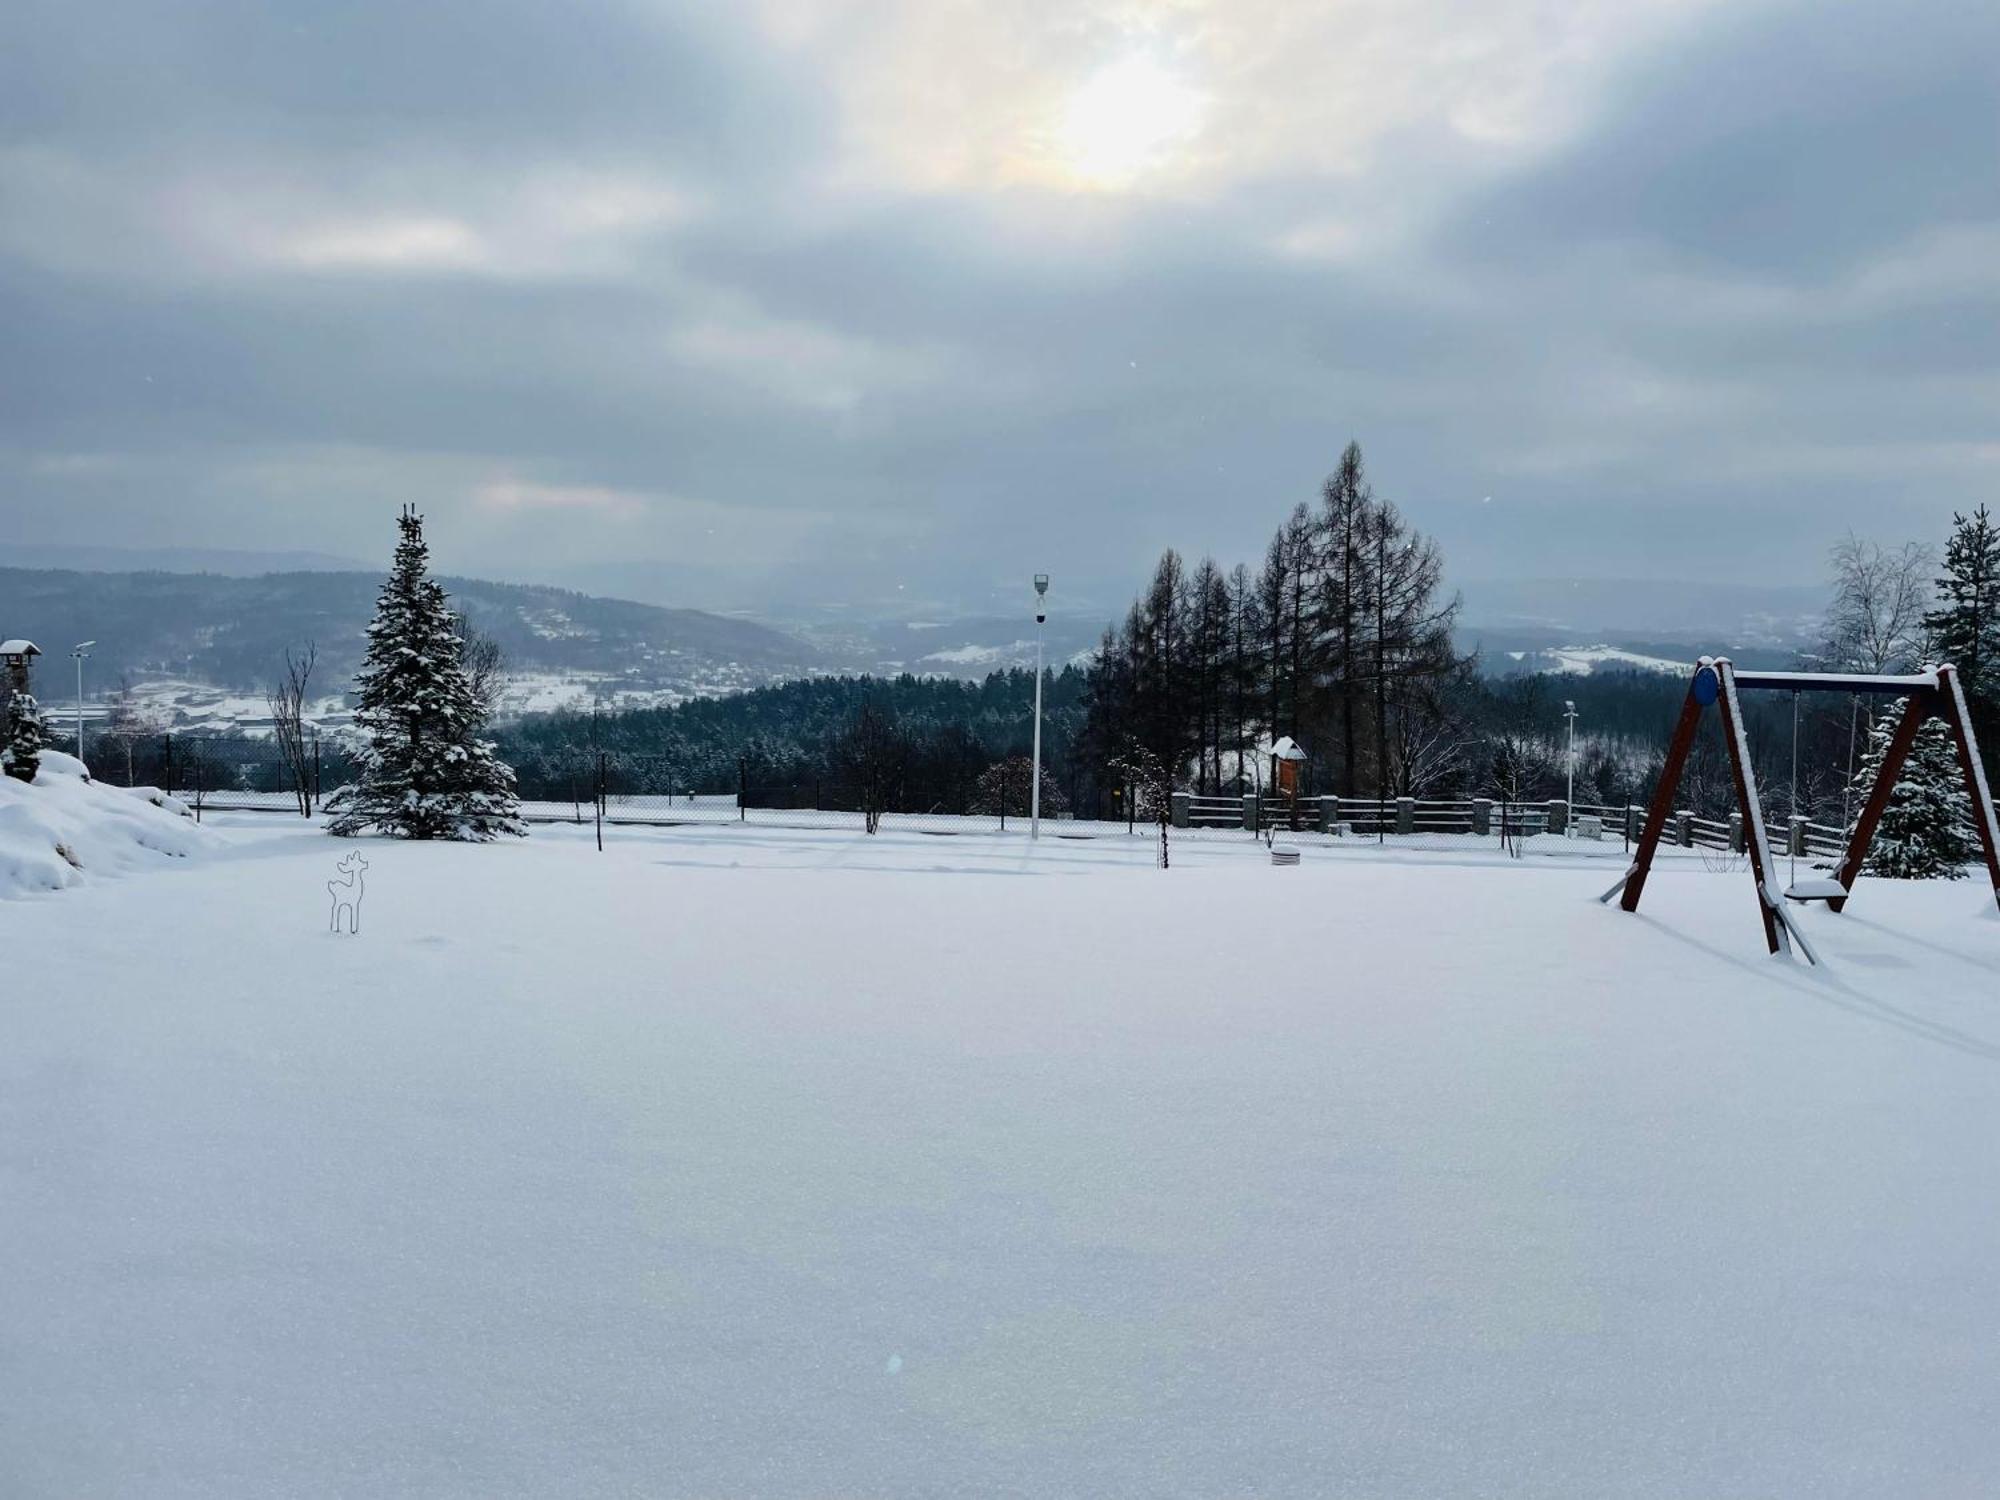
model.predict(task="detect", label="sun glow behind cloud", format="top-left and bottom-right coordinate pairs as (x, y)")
top-left (1056, 57), bottom-right (1205, 190)
top-left (751, 0), bottom-right (1723, 202)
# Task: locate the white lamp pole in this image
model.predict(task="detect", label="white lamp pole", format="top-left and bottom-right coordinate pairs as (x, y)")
top-left (1563, 698), bottom-right (1578, 834)
top-left (1030, 574), bottom-right (1049, 840)
top-left (73, 641), bottom-right (95, 765)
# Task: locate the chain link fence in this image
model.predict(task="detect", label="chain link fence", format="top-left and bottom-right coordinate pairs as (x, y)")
top-left (56, 730), bottom-right (1891, 869)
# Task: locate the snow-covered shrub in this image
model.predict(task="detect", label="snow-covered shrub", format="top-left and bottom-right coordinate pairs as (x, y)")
top-left (0, 751), bottom-right (215, 899)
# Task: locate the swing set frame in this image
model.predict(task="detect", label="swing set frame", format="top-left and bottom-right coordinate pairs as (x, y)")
top-left (1607, 658), bottom-right (2000, 963)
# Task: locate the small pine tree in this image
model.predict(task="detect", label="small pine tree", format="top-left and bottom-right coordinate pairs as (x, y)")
top-left (1847, 702), bottom-right (1973, 879)
top-left (2, 688), bottom-right (45, 783)
top-left (329, 508), bottom-right (523, 841)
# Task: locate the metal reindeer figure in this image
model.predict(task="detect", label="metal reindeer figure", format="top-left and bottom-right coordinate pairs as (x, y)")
top-left (327, 851), bottom-right (369, 934)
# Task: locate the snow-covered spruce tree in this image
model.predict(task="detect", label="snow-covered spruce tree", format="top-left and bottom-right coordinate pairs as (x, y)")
top-left (1846, 701), bottom-right (1973, 879)
top-left (1923, 504), bottom-right (2000, 781)
top-left (2, 687), bottom-right (45, 783)
top-left (328, 508), bottom-right (523, 840)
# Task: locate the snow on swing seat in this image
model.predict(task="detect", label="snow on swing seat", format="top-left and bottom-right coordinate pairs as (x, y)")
top-left (1783, 877), bottom-right (1848, 903)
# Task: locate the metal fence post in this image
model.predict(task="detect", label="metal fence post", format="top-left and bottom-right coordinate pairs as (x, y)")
top-left (1789, 815), bottom-right (1806, 857)
top-left (1396, 797), bottom-right (1415, 835)
top-left (1728, 812), bottom-right (1745, 852)
top-left (1676, 810), bottom-right (1693, 848)
top-left (739, 756), bottom-right (747, 822)
top-left (1319, 795), bottom-right (1337, 833)
top-left (163, 733), bottom-right (174, 797)
top-left (1171, 790), bottom-right (1191, 829)
top-left (596, 751), bottom-right (606, 851)
top-left (1472, 797), bottom-right (1492, 836)
top-left (1241, 791), bottom-right (1257, 831)
top-left (1547, 798), bottom-right (1568, 836)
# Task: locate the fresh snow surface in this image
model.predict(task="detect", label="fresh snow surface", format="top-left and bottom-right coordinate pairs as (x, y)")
top-left (0, 750), bottom-right (214, 898)
top-left (6, 818), bottom-right (2000, 1497)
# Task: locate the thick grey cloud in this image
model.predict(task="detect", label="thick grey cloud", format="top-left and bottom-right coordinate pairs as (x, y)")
top-left (1, 0), bottom-right (1993, 622)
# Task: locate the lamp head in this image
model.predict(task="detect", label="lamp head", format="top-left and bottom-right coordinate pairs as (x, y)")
top-left (1033, 573), bottom-right (1049, 623)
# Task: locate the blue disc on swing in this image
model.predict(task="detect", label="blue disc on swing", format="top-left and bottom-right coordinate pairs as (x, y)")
top-left (1693, 665), bottom-right (1720, 706)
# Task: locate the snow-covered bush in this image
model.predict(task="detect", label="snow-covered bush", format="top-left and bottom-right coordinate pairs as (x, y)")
top-left (0, 751), bottom-right (215, 898)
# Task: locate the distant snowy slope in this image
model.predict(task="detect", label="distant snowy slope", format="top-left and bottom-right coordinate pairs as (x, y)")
top-left (0, 566), bottom-right (820, 700)
top-left (1503, 644), bottom-right (1691, 676)
top-left (0, 752), bottom-right (214, 899)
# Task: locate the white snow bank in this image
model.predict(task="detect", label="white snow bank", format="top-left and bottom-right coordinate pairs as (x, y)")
top-left (0, 751), bottom-right (214, 899)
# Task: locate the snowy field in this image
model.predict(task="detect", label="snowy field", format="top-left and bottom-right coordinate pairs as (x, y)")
top-left (7, 815), bottom-right (2000, 1497)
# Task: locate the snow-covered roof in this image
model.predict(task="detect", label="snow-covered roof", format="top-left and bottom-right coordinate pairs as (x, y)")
top-left (1271, 735), bottom-right (1308, 761)
top-left (0, 639), bottom-right (41, 656)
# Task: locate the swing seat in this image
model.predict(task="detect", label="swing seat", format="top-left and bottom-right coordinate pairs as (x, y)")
top-left (1783, 877), bottom-right (1847, 903)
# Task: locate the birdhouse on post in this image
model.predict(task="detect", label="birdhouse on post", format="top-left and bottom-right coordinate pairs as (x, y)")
top-left (1, 640), bottom-right (41, 693)
top-left (1271, 736), bottom-right (1308, 797)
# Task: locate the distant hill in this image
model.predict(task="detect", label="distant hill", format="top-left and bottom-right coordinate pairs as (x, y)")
top-left (6, 544), bottom-right (372, 575)
top-left (0, 567), bottom-right (820, 703)
top-left (1458, 576), bottom-right (1823, 649)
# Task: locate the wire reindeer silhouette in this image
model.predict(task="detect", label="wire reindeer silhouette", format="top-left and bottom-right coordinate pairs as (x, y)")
top-left (327, 851), bottom-right (369, 934)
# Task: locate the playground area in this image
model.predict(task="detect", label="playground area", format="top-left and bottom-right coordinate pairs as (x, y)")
top-left (6, 813), bottom-right (2000, 1496)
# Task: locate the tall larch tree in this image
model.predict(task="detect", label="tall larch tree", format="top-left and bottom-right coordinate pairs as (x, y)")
top-left (1320, 443), bottom-right (1371, 795)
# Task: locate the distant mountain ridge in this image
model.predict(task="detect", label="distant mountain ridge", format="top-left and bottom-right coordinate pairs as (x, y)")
top-left (6, 544), bottom-right (372, 576)
top-left (0, 567), bottom-right (819, 700)
top-left (1458, 575), bottom-right (1823, 649)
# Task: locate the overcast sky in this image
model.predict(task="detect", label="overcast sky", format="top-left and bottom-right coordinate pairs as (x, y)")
top-left (3, 0), bottom-right (1994, 618)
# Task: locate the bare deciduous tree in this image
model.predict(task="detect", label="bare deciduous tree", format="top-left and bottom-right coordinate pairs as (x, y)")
top-left (1389, 694), bottom-right (1474, 799)
top-left (458, 618), bottom-right (507, 720)
top-left (100, 675), bottom-right (163, 787)
top-left (971, 755), bottom-right (1070, 823)
top-left (1110, 740), bottom-right (1174, 868)
top-left (829, 697), bottom-right (907, 833)
top-left (1823, 534), bottom-right (1933, 674)
top-left (1482, 679), bottom-right (1560, 853)
top-left (1821, 534), bottom-right (1934, 826)
top-left (268, 641), bottom-right (317, 816)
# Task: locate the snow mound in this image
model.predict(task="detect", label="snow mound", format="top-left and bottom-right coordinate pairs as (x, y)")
top-left (0, 752), bottom-right (215, 899)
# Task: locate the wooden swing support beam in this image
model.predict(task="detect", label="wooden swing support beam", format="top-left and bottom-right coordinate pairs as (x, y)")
top-left (1610, 658), bottom-right (2000, 959)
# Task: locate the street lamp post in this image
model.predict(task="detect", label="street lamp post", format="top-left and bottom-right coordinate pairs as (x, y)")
top-left (1563, 698), bottom-right (1579, 834)
top-left (73, 641), bottom-right (95, 767)
top-left (1030, 574), bottom-right (1049, 841)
